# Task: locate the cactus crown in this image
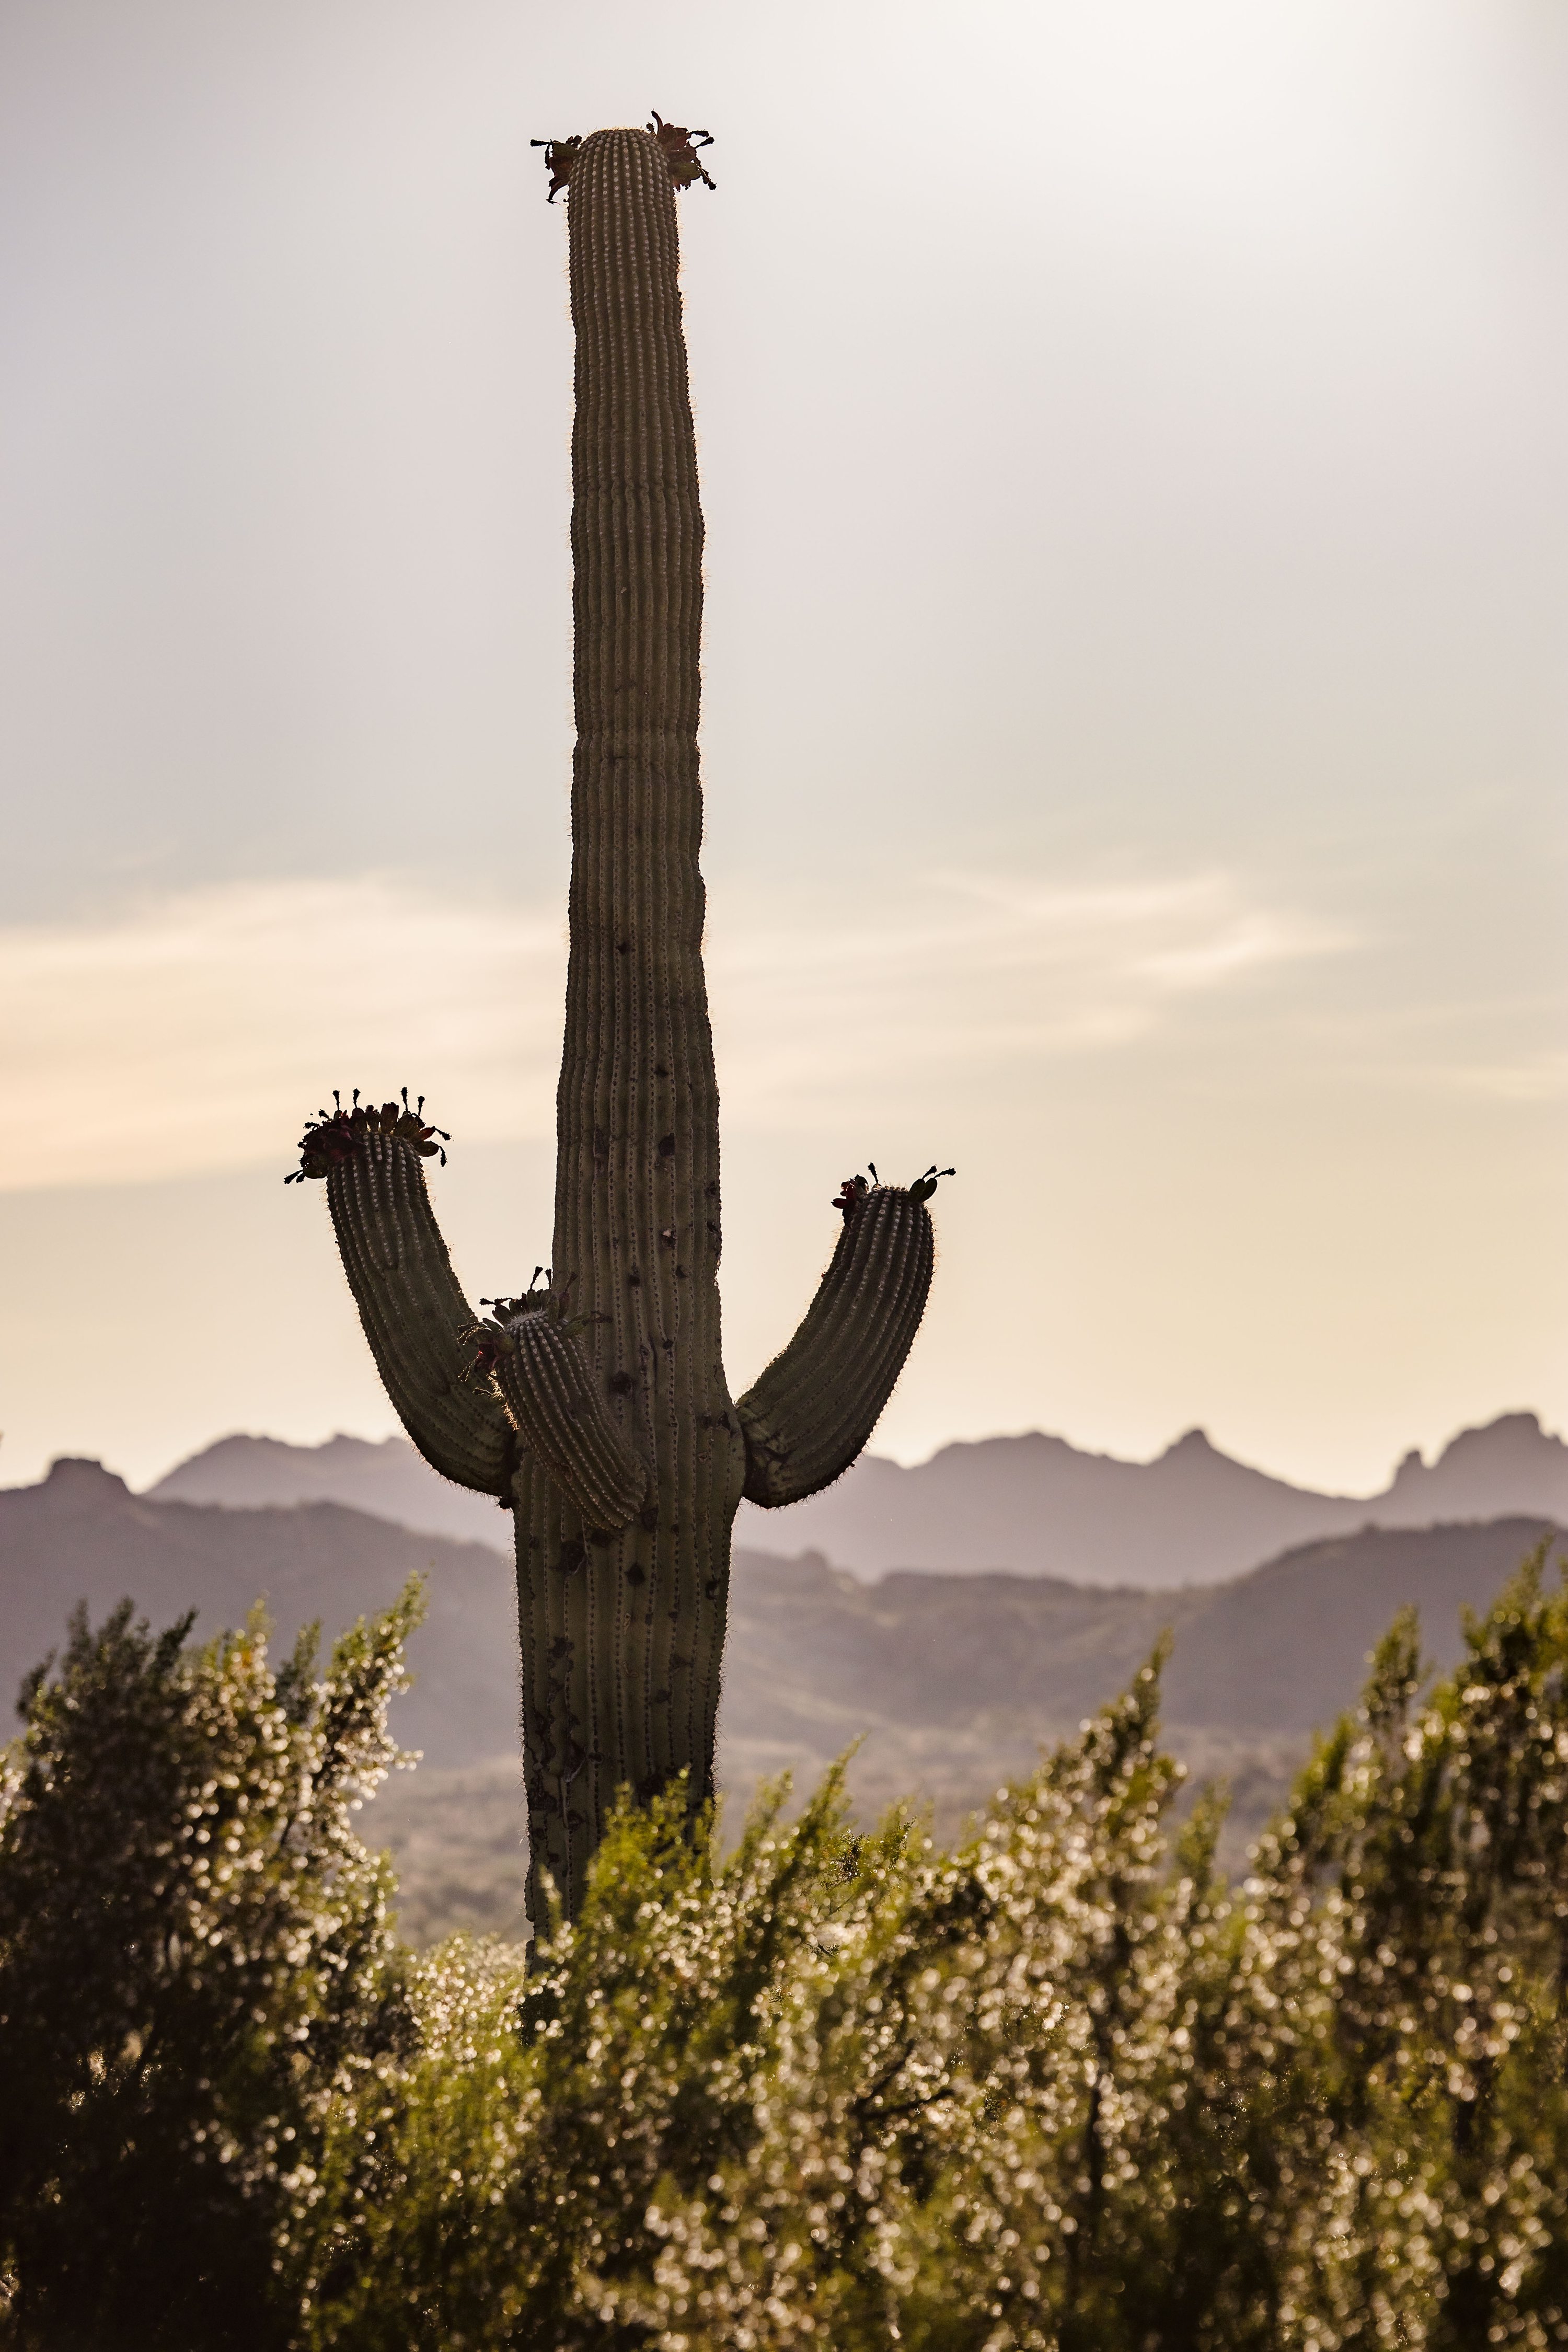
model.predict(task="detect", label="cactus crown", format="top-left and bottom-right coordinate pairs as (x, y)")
top-left (467, 1277), bottom-right (601, 1374)
top-left (832, 1165), bottom-right (956, 1220)
top-left (287, 1089), bottom-right (447, 1184)
top-left (531, 113), bottom-right (715, 204)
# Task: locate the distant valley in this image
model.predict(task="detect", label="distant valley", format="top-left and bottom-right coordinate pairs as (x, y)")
top-left (3, 1452), bottom-right (1561, 1940)
top-left (148, 1410), bottom-right (1568, 1587)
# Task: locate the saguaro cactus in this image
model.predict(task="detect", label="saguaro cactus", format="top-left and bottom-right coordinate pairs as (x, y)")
top-left (292, 123), bottom-right (947, 1928)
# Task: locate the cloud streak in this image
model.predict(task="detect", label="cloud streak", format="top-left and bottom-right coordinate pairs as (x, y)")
top-left (708, 871), bottom-right (1350, 1125)
top-left (2, 879), bottom-right (566, 1190)
top-left (2, 869), bottom-right (1350, 1190)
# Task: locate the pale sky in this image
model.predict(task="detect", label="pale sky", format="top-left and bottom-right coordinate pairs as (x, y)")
top-left (2, 0), bottom-right (1564, 1493)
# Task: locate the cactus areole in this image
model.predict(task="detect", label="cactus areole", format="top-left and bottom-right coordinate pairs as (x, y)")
top-left (292, 123), bottom-right (948, 1927)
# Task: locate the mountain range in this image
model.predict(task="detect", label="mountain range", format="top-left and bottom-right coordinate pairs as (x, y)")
top-left (146, 1411), bottom-right (1568, 1587)
top-left (1, 1456), bottom-right (518, 1771)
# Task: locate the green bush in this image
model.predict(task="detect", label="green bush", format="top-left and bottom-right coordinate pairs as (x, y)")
top-left (6, 1553), bottom-right (1568, 2349)
top-left (0, 1588), bottom-right (421, 2349)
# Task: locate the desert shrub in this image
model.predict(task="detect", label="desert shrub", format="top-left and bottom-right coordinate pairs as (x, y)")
top-left (291, 1658), bottom-right (1309, 2350)
top-left (7, 1551), bottom-right (1568, 2349)
top-left (0, 1585), bottom-right (422, 2350)
top-left (1243, 1572), bottom-right (1568, 2350)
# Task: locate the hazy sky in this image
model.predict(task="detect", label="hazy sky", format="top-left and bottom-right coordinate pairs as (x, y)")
top-left (2, 0), bottom-right (1564, 1493)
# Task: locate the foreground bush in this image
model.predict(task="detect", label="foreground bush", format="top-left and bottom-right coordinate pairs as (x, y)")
top-left (0, 1589), bottom-right (420, 2348)
top-left (5, 1555), bottom-right (1568, 2348)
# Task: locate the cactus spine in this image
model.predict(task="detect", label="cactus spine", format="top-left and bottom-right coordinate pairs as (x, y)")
top-left (293, 125), bottom-right (943, 1929)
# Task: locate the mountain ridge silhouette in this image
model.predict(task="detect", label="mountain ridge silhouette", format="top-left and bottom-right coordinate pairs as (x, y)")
top-left (139, 1410), bottom-right (1568, 1587)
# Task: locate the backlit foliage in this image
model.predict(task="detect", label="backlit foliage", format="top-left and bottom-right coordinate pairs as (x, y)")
top-left (6, 1550), bottom-right (1568, 2347)
top-left (0, 1586), bottom-right (421, 2349)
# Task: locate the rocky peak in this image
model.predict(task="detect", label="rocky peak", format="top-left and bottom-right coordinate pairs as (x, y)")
top-left (43, 1457), bottom-right (130, 1499)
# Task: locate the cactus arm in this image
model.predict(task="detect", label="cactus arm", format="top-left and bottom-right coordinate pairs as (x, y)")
top-left (481, 1307), bottom-right (648, 1531)
top-left (322, 1127), bottom-right (515, 1498)
top-left (735, 1187), bottom-right (935, 1508)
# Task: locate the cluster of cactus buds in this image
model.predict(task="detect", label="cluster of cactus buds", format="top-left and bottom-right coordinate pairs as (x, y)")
top-left (531, 111), bottom-right (714, 205)
top-left (909, 1163), bottom-right (955, 1205)
top-left (286, 1089), bottom-right (448, 1184)
top-left (832, 1163), bottom-right (955, 1220)
top-left (647, 111), bottom-right (716, 190)
top-left (466, 1271), bottom-right (564, 1376)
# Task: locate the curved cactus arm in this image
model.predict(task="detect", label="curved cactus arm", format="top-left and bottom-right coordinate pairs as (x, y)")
top-left (479, 1304), bottom-right (648, 1532)
top-left (291, 1099), bottom-right (515, 1497)
top-left (735, 1186), bottom-right (935, 1509)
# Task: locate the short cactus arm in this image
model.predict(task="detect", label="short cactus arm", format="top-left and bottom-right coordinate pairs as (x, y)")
top-left (293, 1101), bottom-right (514, 1497)
top-left (735, 1186), bottom-right (935, 1508)
top-left (478, 1301), bottom-right (648, 1532)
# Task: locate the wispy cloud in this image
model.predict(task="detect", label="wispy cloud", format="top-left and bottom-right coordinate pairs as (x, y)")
top-left (706, 870), bottom-right (1349, 1124)
top-left (2, 868), bottom-right (1350, 1190)
top-left (2, 878), bottom-right (567, 1191)
top-left (1438, 1054), bottom-right (1568, 1104)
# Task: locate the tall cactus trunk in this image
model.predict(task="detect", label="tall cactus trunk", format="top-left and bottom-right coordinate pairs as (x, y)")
top-left (292, 120), bottom-right (946, 1935)
top-left (514, 128), bottom-right (744, 1923)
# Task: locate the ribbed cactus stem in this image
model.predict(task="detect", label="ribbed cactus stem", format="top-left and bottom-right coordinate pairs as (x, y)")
top-left (508, 126), bottom-right (745, 1923)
